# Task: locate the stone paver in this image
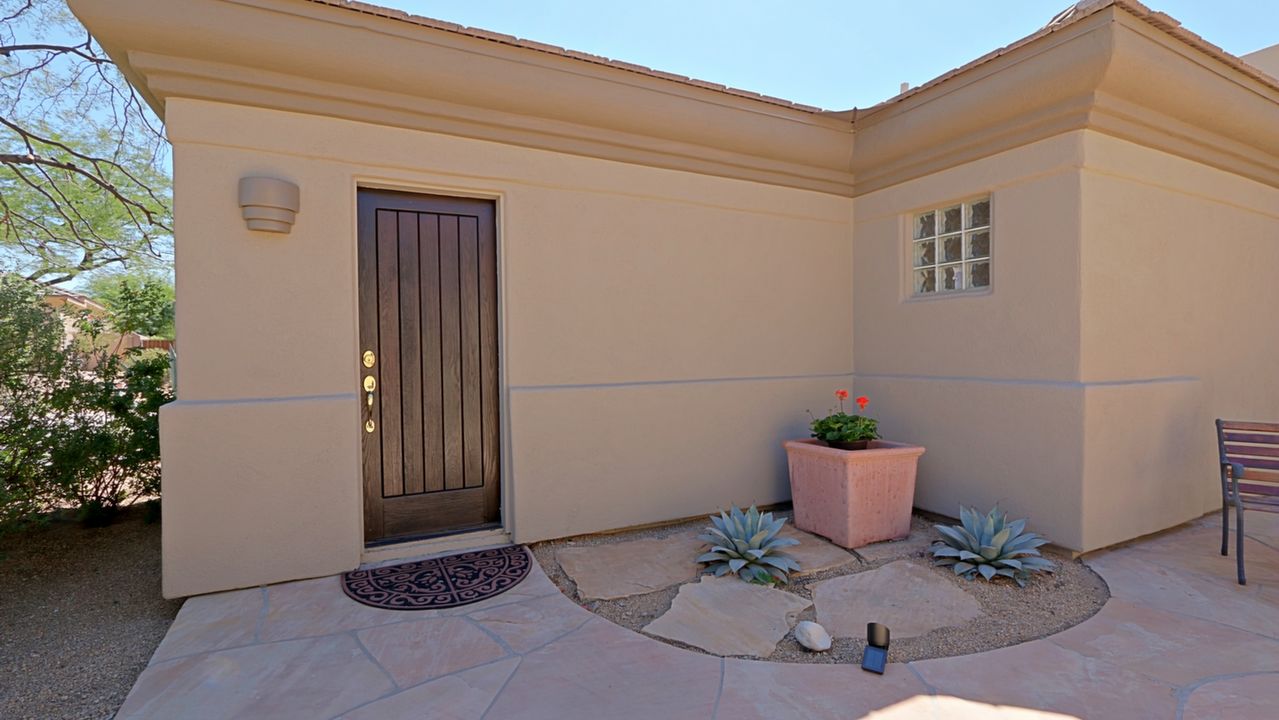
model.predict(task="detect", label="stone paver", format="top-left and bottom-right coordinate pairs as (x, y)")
top-left (911, 639), bottom-right (1179, 718)
top-left (812, 559), bottom-right (982, 639)
top-left (716, 657), bottom-right (927, 719)
top-left (147, 586), bottom-right (263, 664)
top-left (117, 634), bottom-right (394, 719)
top-left (555, 531), bottom-right (703, 600)
top-left (116, 511), bottom-right (1279, 719)
top-left (780, 525), bottom-right (856, 575)
top-left (338, 657), bottom-right (520, 720)
top-left (470, 593), bottom-right (593, 653)
top-left (484, 618), bottom-right (721, 720)
top-left (1181, 672), bottom-right (1279, 720)
top-left (1086, 547), bottom-right (1279, 638)
top-left (259, 576), bottom-right (405, 642)
top-left (357, 616), bottom-right (507, 688)
top-left (643, 575), bottom-right (811, 656)
top-left (1050, 598), bottom-right (1279, 686)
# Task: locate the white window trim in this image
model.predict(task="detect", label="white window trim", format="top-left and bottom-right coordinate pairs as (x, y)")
top-left (905, 195), bottom-right (993, 299)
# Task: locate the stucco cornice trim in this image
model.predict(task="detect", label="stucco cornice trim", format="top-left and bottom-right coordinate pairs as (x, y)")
top-left (69, 0), bottom-right (854, 195)
top-left (302, 0), bottom-right (824, 114)
top-left (850, 8), bottom-right (1279, 195)
top-left (134, 52), bottom-right (856, 195)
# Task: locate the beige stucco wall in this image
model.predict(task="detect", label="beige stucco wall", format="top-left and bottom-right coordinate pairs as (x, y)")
top-left (1077, 130), bottom-right (1279, 548)
top-left (161, 97), bottom-right (853, 597)
top-left (852, 132), bottom-right (1090, 549)
top-left (853, 128), bottom-right (1279, 553)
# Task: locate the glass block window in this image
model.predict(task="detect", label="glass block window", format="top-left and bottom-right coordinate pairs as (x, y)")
top-left (912, 196), bottom-right (991, 295)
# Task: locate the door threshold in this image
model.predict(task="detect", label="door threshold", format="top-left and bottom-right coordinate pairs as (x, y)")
top-left (359, 526), bottom-right (513, 568)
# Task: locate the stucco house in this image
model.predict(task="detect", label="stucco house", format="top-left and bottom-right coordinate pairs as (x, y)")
top-left (69, 0), bottom-right (1279, 598)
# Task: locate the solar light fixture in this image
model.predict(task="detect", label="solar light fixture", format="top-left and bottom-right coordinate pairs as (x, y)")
top-left (861, 622), bottom-right (889, 674)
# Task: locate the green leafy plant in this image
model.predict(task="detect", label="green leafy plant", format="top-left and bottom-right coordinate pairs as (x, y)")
top-left (0, 276), bottom-right (171, 533)
top-left (87, 270), bottom-right (175, 339)
top-left (930, 505), bottom-right (1053, 587)
top-left (697, 505), bottom-right (801, 584)
top-left (809, 389), bottom-right (879, 445)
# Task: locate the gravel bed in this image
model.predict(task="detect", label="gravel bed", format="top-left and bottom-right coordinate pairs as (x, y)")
top-left (0, 505), bottom-right (180, 720)
top-left (531, 509), bottom-right (1109, 664)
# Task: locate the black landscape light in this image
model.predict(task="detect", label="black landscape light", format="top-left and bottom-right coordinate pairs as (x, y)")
top-left (861, 622), bottom-right (889, 674)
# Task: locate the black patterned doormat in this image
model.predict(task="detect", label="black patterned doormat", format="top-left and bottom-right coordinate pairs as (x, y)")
top-left (342, 545), bottom-right (531, 610)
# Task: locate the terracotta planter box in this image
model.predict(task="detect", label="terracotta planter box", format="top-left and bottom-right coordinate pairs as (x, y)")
top-left (783, 439), bottom-right (925, 549)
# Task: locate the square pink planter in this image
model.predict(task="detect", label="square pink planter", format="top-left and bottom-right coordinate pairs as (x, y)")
top-left (783, 439), bottom-right (925, 549)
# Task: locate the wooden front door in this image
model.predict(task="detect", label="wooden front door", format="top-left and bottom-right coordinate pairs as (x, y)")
top-left (357, 189), bottom-right (500, 543)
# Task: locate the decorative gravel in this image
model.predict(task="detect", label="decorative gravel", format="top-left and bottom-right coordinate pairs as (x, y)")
top-left (0, 505), bottom-right (180, 720)
top-left (531, 509), bottom-right (1109, 664)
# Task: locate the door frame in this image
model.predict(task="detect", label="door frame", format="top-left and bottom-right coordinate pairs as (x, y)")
top-left (352, 179), bottom-right (511, 548)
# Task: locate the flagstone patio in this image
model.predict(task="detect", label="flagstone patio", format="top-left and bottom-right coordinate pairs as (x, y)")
top-left (113, 511), bottom-right (1279, 719)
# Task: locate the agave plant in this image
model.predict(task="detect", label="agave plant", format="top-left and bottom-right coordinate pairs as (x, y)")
top-left (930, 505), bottom-right (1053, 587)
top-left (697, 505), bottom-right (802, 584)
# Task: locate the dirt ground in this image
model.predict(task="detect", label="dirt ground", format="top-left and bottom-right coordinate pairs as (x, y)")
top-left (0, 505), bottom-right (180, 720)
top-left (532, 509), bottom-right (1110, 664)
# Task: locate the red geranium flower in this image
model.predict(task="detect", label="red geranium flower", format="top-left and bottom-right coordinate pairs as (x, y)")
top-left (856, 396), bottom-right (869, 411)
top-left (835, 389), bottom-right (849, 401)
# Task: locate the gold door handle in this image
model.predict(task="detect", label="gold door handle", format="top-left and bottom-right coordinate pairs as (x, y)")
top-left (362, 375), bottom-right (377, 433)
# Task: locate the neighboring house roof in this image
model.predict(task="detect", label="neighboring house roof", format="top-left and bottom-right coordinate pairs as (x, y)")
top-left (308, 0), bottom-right (1279, 114)
top-left (42, 286), bottom-right (108, 315)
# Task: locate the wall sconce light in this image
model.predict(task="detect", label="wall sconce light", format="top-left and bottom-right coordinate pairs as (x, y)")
top-left (238, 176), bottom-right (300, 234)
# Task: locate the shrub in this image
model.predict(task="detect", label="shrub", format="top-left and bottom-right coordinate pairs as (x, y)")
top-left (697, 505), bottom-right (801, 584)
top-left (0, 276), bottom-right (170, 531)
top-left (930, 505), bottom-right (1054, 587)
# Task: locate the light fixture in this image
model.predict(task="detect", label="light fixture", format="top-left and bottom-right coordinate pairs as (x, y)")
top-left (861, 622), bottom-right (889, 674)
top-left (238, 176), bottom-right (300, 234)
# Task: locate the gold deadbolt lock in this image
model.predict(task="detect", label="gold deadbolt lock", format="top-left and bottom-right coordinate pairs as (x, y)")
top-left (362, 350), bottom-right (376, 368)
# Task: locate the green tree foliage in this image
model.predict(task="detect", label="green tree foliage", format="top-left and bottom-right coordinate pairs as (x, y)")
top-left (0, 275), bottom-right (170, 531)
top-left (87, 270), bottom-right (175, 339)
top-left (0, 0), bottom-right (172, 285)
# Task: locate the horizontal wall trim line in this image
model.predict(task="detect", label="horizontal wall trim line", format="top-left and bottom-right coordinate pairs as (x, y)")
top-left (853, 372), bottom-right (1199, 388)
top-left (168, 393), bottom-right (357, 407)
top-left (509, 371), bottom-right (854, 393)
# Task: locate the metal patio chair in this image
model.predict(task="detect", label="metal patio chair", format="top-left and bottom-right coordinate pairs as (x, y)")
top-left (1216, 419), bottom-right (1279, 585)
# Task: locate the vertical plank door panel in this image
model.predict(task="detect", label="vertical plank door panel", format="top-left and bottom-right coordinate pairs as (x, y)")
top-left (459, 216), bottom-right (483, 489)
top-left (478, 209), bottom-right (500, 518)
top-left (419, 214), bottom-right (445, 493)
top-left (438, 215), bottom-right (464, 491)
top-left (397, 212), bottom-right (425, 495)
top-left (376, 210), bottom-right (404, 498)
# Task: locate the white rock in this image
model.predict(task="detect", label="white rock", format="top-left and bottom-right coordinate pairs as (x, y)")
top-left (793, 620), bottom-right (832, 652)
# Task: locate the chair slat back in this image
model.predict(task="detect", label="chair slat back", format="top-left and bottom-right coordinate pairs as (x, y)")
top-left (1217, 419), bottom-right (1279, 497)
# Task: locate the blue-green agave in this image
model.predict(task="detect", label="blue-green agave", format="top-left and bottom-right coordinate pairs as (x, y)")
top-left (930, 505), bottom-right (1053, 587)
top-left (697, 505), bottom-right (801, 584)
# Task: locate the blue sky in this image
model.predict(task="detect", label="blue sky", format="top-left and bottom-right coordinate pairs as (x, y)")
top-left (388, 0), bottom-right (1279, 109)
